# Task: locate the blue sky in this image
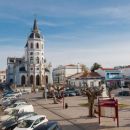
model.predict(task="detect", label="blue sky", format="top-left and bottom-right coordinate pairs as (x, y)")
top-left (1, 0), bottom-right (130, 70)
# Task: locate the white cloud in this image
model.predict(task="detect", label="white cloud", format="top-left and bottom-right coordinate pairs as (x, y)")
top-left (46, 41), bottom-right (130, 68)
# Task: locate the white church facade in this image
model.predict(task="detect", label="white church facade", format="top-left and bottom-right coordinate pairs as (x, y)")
top-left (6, 19), bottom-right (53, 88)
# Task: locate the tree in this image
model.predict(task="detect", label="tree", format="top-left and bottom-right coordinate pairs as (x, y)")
top-left (91, 62), bottom-right (102, 72)
top-left (51, 84), bottom-right (64, 104)
top-left (82, 83), bottom-right (103, 117)
top-left (81, 64), bottom-right (88, 72)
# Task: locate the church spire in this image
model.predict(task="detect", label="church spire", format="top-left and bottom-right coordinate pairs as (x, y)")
top-left (33, 18), bottom-right (38, 32)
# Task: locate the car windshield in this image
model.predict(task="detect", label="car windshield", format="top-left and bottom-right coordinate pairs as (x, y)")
top-left (10, 104), bottom-right (17, 108)
top-left (18, 120), bottom-right (34, 128)
top-left (12, 109), bottom-right (19, 115)
top-left (7, 117), bottom-right (16, 122)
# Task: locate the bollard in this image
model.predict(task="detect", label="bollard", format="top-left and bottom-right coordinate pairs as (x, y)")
top-left (65, 103), bottom-right (68, 109)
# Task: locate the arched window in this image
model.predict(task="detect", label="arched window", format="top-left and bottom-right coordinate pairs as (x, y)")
top-left (30, 75), bottom-right (33, 85)
top-left (21, 75), bottom-right (26, 86)
top-left (46, 76), bottom-right (48, 84)
top-left (36, 43), bottom-right (39, 49)
top-left (30, 43), bottom-right (33, 49)
top-left (36, 57), bottom-right (39, 64)
top-left (36, 75), bottom-right (40, 86)
top-left (10, 79), bottom-right (13, 83)
top-left (30, 52), bottom-right (33, 55)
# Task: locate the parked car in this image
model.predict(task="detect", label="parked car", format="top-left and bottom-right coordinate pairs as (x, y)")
top-left (4, 102), bottom-right (28, 114)
top-left (1, 118), bottom-right (18, 130)
top-left (14, 115), bottom-right (48, 130)
top-left (117, 91), bottom-right (130, 96)
top-left (75, 90), bottom-right (81, 96)
top-left (64, 91), bottom-right (76, 96)
top-left (34, 121), bottom-right (62, 130)
top-left (12, 104), bottom-right (34, 114)
top-left (2, 99), bottom-right (27, 110)
top-left (0, 112), bottom-right (37, 130)
top-left (1, 105), bottom-right (34, 122)
top-left (16, 112), bottom-right (37, 122)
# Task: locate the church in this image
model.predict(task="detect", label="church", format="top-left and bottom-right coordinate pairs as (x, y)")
top-left (6, 19), bottom-right (53, 88)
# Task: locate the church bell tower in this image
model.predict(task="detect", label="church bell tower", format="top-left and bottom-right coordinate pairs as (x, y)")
top-left (25, 19), bottom-right (45, 87)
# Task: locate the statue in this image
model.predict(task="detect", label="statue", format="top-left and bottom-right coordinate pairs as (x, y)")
top-left (101, 83), bottom-right (108, 97)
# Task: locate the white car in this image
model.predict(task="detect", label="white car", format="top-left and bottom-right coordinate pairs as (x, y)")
top-left (17, 112), bottom-right (37, 122)
top-left (14, 115), bottom-right (48, 130)
top-left (4, 102), bottom-right (28, 114)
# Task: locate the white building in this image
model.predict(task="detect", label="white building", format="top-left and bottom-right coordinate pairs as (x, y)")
top-left (0, 71), bottom-right (6, 83)
top-left (6, 19), bottom-right (53, 87)
top-left (118, 66), bottom-right (130, 77)
top-left (52, 64), bottom-right (82, 84)
top-left (67, 72), bottom-right (102, 87)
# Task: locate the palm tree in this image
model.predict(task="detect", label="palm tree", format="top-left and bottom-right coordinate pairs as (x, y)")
top-left (91, 62), bottom-right (102, 72)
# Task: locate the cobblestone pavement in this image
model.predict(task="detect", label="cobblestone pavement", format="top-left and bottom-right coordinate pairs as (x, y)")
top-left (1, 92), bottom-right (130, 130)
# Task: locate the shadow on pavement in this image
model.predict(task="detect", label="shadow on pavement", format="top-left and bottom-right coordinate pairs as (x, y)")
top-left (60, 122), bottom-right (120, 130)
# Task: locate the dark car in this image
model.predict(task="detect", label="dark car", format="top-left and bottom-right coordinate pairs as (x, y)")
top-left (117, 91), bottom-right (130, 96)
top-left (34, 121), bottom-right (62, 130)
top-left (64, 91), bottom-right (76, 97)
top-left (0, 118), bottom-right (18, 130)
top-left (75, 90), bottom-right (81, 96)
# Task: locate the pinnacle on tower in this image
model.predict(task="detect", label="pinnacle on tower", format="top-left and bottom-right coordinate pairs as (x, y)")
top-left (33, 19), bottom-right (39, 32)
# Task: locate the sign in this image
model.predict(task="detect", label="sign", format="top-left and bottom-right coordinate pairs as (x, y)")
top-left (98, 97), bottom-right (119, 127)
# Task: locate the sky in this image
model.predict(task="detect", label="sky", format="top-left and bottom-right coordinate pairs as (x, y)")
top-left (1, 0), bottom-right (130, 70)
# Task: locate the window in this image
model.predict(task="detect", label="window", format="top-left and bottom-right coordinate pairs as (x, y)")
top-left (33, 119), bottom-right (40, 126)
top-left (90, 81), bottom-right (94, 87)
top-left (36, 57), bottom-right (39, 64)
top-left (36, 43), bottom-right (39, 49)
top-left (10, 59), bottom-right (14, 63)
top-left (30, 52), bottom-right (33, 55)
top-left (39, 117), bottom-right (45, 122)
top-left (30, 57), bottom-right (33, 64)
top-left (37, 68), bottom-right (39, 70)
top-left (42, 44), bottom-right (43, 49)
top-left (30, 68), bottom-right (33, 70)
top-left (30, 43), bottom-right (33, 49)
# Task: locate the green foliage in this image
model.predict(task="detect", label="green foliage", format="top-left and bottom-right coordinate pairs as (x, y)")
top-left (91, 62), bottom-right (102, 72)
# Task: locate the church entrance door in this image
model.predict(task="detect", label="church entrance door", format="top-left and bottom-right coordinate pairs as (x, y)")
top-left (30, 75), bottom-right (33, 85)
top-left (21, 75), bottom-right (26, 86)
top-left (36, 75), bottom-right (40, 86)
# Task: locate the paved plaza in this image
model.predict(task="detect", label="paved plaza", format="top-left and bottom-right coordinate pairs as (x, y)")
top-left (22, 92), bottom-right (130, 130)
